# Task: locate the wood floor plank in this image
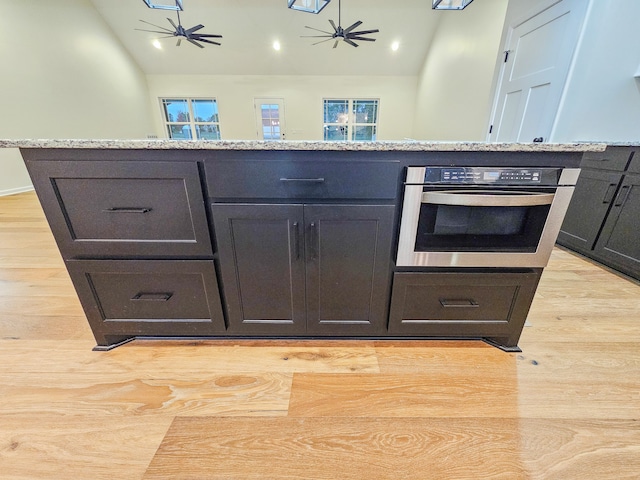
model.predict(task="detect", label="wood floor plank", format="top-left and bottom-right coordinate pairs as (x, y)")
top-left (1, 415), bottom-right (172, 480)
top-left (0, 373), bottom-right (293, 416)
top-left (142, 417), bottom-right (640, 480)
top-left (288, 372), bottom-right (640, 419)
top-left (2, 340), bottom-right (379, 375)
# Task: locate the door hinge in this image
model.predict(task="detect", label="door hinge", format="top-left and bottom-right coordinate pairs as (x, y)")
top-left (504, 50), bottom-right (510, 63)
top-left (489, 125), bottom-right (493, 134)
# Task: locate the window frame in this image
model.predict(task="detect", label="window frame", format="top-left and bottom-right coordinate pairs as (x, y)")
top-left (323, 98), bottom-right (379, 141)
top-left (160, 97), bottom-right (222, 140)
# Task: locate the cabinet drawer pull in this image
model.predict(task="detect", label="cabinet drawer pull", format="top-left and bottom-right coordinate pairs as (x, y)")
top-left (131, 292), bottom-right (173, 302)
top-left (439, 299), bottom-right (479, 308)
top-left (103, 207), bottom-right (152, 214)
top-left (280, 178), bottom-right (325, 184)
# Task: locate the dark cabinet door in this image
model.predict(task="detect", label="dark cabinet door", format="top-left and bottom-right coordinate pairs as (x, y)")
top-left (594, 173), bottom-right (640, 278)
top-left (304, 205), bottom-right (394, 335)
top-left (211, 204), bottom-right (307, 335)
top-left (557, 169), bottom-right (623, 252)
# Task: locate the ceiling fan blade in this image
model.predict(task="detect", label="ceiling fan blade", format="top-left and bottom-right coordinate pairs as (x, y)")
top-left (344, 38), bottom-right (359, 48)
top-left (304, 25), bottom-right (334, 35)
top-left (349, 29), bottom-right (379, 36)
top-left (311, 37), bottom-right (336, 46)
top-left (197, 38), bottom-right (222, 46)
top-left (185, 24), bottom-right (204, 34)
top-left (344, 21), bottom-right (363, 33)
top-left (348, 36), bottom-right (376, 42)
top-left (329, 19), bottom-right (337, 32)
top-left (193, 33), bottom-right (223, 38)
top-left (333, 39), bottom-right (339, 49)
top-left (139, 20), bottom-right (174, 33)
top-left (135, 28), bottom-right (175, 35)
top-left (301, 34), bottom-right (333, 38)
top-left (187, 38), bottom-right (205, 48)
top-left (177, 38), bottom-right (182, 46)
top-left (167, 17), bottom-right (179, 30)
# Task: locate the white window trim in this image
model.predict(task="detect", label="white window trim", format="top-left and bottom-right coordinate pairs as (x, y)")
top-left (160, 97), bottom-right (222, 140)
top-left (323, 98), bottom-right (379, 141)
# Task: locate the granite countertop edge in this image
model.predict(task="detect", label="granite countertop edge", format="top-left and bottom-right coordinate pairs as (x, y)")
top-left (0, 139), bottom-right (607, 152)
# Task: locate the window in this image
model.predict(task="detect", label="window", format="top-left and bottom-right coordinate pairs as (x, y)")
top-left (323, 99), bottom-right (379, 141)
top-left (161, 98), bottom-right (221, 140)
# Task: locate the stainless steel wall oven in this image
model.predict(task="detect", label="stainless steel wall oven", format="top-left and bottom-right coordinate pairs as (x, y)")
top-left (397, 166), bottom-right (580, 267)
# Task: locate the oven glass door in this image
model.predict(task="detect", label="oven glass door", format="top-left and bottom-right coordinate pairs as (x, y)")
top-left (415, 188), bottom-right (554, 253)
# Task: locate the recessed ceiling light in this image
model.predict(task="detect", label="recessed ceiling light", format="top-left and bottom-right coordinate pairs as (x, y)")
top-left (273, 41), bottom-right (281, 51)
top-left (391, 41), bottom-right (400, 51)
top-left (152, 39), bottom-right (163, 49)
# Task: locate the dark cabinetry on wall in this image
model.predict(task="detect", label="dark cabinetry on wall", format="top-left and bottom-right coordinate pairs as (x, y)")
top-left (557, 146), bottom-right (639, 280)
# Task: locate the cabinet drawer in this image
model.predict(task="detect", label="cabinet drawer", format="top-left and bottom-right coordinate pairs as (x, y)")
top-left (66, 260), bottom-right (226, 343)
top-left (205, 153), bottom-right (400, 200)
top-left (581, 147), bottom-right (633, 172)
top-left (28, 161), bottom-right (212, 257)
top-left (388, 271), bottom-right (539, 336)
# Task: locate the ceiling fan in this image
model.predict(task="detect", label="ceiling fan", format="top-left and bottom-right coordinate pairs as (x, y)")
top-left (136, 10), bottom-right (222, 48)
top-left (302, 0), bottom-right (379, 48)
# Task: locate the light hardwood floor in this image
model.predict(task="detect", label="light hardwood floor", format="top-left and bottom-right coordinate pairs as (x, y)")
top-left (1, 191), bottom-right (639, 479)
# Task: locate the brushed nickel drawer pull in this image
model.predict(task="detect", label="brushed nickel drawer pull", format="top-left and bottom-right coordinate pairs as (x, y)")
top-left (439, 299), bottom-right (479, 308)
top-left (103, 207), bottom-right (152, 214)
top-left (131, 292), bottom-right (173, 302)
top-left (280, 178), bottom-right (325, 183)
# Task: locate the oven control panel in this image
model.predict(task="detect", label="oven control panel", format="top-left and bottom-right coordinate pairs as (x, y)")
top-left (423, 167), bottom-right (559, 185)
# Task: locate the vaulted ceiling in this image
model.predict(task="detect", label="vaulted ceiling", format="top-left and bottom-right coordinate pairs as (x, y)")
top-left (89, 0), bottom-right (447, 76)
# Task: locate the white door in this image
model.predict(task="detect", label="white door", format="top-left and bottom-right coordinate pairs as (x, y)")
top-left (488, 0), bottom-right (588, 143)
top-left (254, 98), bottom-right (286, 140)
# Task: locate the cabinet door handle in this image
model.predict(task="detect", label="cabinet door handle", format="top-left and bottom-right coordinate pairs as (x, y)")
top-left (602, 183), bottom-right (619, 204)
top-left (131, 292), bottom-right (173, 302)
top-left (309, 222), bottom-right (318, 260)
top-left (280, 178), bottom-right (325, 184)
top-left (292, 222), bottom-right (301, 260)
top-left (439, 299), bottom-right (479, 308)
top-left (614, 185), bottom-right (631, 207)
top-left (103, 207), bottom-right (152, 214)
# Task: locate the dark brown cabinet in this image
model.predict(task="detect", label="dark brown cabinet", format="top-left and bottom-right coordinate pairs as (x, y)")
top-left (23, 154), bottom-right (225, 349)
top-left (66, 260), bottom-right (226, 348)
top-left (212, 203), bottom-right (394, 336)
top-left (558, 146), bottom-right (639, 280)
top-left (388, 270), bottom-right (541, 350)
top-left (26, 161), bottom-right (213, 258)
top-left (593, 173), bottom-right (640, 277)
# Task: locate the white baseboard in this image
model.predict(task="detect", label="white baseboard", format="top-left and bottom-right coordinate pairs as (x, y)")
top-left (0, 186), bottom-right (34, 197)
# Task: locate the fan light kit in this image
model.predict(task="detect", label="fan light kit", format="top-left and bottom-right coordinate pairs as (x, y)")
top-left (136, 10), bottom-right (222, 48)
top-left (302, 0), bottom-right (379, 48)
top-left (142, 0), bottom-right (183, 11)
top-left (432, 0), bottom-right (474, 10)
top-left (288, 0), bottom-right (331, 14)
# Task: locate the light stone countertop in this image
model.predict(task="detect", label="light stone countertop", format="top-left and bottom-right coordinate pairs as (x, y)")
top-left (0, 139), bottom-right (606, 152)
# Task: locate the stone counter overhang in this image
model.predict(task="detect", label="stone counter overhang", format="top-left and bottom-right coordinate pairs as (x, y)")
top-left (0, 139), bottom-right (606, 152)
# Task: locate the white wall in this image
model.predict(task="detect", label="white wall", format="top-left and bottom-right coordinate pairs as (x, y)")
top-left (146, 75), bottom-right (418, 141)
top-left (0, 0), bottom-right (154, 195)
top-left (551, 0), bottom-right (640, 142)
top-left (412, 0), bottom-right (509, 141)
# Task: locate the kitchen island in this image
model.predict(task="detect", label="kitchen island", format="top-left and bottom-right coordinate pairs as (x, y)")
top-left (3, 139), bottom-right (604, 351)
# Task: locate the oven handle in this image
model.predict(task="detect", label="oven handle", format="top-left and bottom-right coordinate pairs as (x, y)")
top-left (421, 190), bottom-right (555, 207)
